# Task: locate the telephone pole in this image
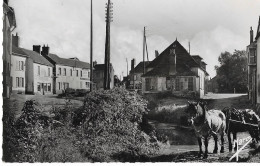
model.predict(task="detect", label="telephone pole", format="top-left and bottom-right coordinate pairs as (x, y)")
top-left (90, 0), bottom-right (93, 91)
top-left (126, 58), bottom-right (128, 76)
top-left (143, 26), bottom-right (146, 74)
top-left (104, 0), bottom-right (113, 90)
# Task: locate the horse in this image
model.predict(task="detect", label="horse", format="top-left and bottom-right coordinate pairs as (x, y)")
top-left (222, 107), bottom-right (260, 152)
top-left (186, 101), bottom-right (226, 158)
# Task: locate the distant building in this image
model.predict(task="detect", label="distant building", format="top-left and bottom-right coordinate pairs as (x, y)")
top-left (3, 0), bottom-right (16, 98)
top-left (207, 76), bottom-right (219, 93)
top-left (247, 17), bottom-right (260, 105)
top-left (93, 62), bottom-right (114, 90)
top-left (129, 59), bottom-right (150, 90)
top-left (40, 45), bottom-right (91, 94)
top-left (142, 39), bottom-right (209, 98)
top-left (10, 35), bottom-right (54, 95)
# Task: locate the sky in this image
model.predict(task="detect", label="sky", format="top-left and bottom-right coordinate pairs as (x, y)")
top-left (9, 0), bottom-right (260, 79)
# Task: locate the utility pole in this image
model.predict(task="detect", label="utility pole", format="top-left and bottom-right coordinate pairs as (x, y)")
top-left (126, 58), bottom-right (128, 76)
top-left (143, 26), bottom-right (146, 74)
top-left (104, 0), bottom-right (113, 90)
top-left (90, 0), bottom-right (93, 91)
top-left (188, 41), bottom-right (190, 54)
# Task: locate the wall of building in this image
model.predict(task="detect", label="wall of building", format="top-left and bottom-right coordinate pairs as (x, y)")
top-left (93, 67), bottom-right (114, 90)
top-left (33, 63), bottom-right (53, 95)
top-left (191, 67), bottom-right (205, 97)
top-left (55, 64), bottom-right (90, 94)
top-left (11, 55), bottom-right (26, 92)
top-left (3, 7), bottom-right (12, 98)
top-left (257, 37), bottom-right (260, 104)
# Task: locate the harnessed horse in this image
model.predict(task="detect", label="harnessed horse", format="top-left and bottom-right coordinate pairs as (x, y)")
top-left (222, 107), bottom-right (260, 152)
top-left (186, 101), bottom-right (226, 158)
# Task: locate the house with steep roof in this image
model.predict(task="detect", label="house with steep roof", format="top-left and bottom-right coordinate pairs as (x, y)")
top-left (3, 0), bottom-right (16, 98)
top-left (142, 39), bottom-right (209, 98)
top-left (129, 59), bottom-right (150, 90)
top-left (11, 35), bottom-right (54, 95)
top-left (248, 16), bottom-right (260, 105)
top-left (93, 62), bottom-right (114, 90)
top-left (39, 45), bottom-right (91, 94)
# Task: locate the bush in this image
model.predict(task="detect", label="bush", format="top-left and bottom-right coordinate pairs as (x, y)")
top-left (73, 88), bottom-right (160, 161)
top-left (3, 88), bottom-right (161, 162)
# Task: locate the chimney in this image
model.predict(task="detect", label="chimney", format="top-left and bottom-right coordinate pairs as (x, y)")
top-left (131, 58), bottom-right (135, 71)
top-left (12, 33), bottom-right (19, 47)
top-left (169, 48), bottom-right (176, 75)
top-left (155, 50), bottom-right (159, 58)
top-left (33, 45), bottom-right (41, 54)
top-left (93, 61), bottom-right (97, 67)
top-left (250, 27), bottom-right (254, 44)
top-left (41, 45), bottom-right (50, 56)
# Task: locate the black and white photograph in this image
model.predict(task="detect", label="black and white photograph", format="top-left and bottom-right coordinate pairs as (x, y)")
top-left (2, 0), bottom-right (260, 163)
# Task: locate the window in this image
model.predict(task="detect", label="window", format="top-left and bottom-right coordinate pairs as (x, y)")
top-left (70, 69), bottom-right (73, 76)
top-left (180, 82), bottom-right (184, 90)
top-left (16, 77), bottom-right (24, 87)
top-left (188, 77), bottom-right (193, 91)
top-left (58, 82), bottom-right (61, 90)
top-left (76, 70), bottom-right (79, 77)
top-left (58, 68), bottom-right (61, 75)
top-left (47, 83), bottom-right (51, 92)
top-left (37, 83), bottom-right (41, 91)
top-left (81, 70), bottom-right (82, 77)
top-left (16, 61), bottom-right (24, 71)
top-left (64, 68), bottom-right (66, 76)
top-left (48, 68), bottom-right (51, 77)
top-left (38, 66), bottom-right (40, 76)
top-left (249, 49), bottom-right (256, 64)
top-left (88, 71), bottom-right (90, 78)
top-left (63, 83), bottom-right (69, 90)
top-left (86, 82), bottom-right (90, 88)
top-left (134, 75), bottom-right (137, 81)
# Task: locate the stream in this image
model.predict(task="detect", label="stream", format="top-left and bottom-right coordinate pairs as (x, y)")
top-left (149, 120), bottom-right (252, 156)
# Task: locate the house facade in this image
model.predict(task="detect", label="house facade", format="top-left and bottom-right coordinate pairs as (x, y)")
top-left (247, 16), bottom-right (260, 105)
top-left (93, 62), bottom-right (114, 90)
top-left (128, 59), bottom-right (150, 90)
top-left (11, 45), bottom-right (27, 93)
top-left (21, 48), bottom-right (54, 95)
top-left (142, 39), bottom-right (208, 98)
top-left (3, 0), bottom-right (16, 98)
top-left (39, 45), bottom-right (91, 94)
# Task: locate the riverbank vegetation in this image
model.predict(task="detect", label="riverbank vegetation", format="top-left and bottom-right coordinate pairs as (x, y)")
top-left (3, 88), bottom-right (163, 162)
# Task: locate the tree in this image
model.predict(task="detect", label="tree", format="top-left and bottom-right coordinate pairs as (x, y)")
top-left (215, 50), bottom-right (248, 93)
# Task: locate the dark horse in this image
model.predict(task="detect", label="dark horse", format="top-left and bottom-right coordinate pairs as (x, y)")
top-left (186, 101), bottom-right (226, 158)
top-left (222, 107), bottom-right (260, 152)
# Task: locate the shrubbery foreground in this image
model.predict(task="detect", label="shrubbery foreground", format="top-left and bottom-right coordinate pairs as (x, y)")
top-left (3, 88), bottom-right (161, 162)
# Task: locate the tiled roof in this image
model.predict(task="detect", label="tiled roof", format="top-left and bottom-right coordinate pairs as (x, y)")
top-left (12, 46), bottom-right (27, 57)
top-left (4, 3), bottom-right (16, 28)
top-left (46, 53), bottom-right (90, 69)
top-left (130, 61), bottom-right (150, 74)
top-left (146, 40), bottom-right (199, 69)
top-left (21, 48), bottom-right (54, 67)
top-left (143, 40), bottom-right (206, 77)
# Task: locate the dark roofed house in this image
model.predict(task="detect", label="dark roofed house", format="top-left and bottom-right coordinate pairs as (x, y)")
top-left (39, 45), bottom-right (91, 94)
top-left (93, 62), bottom-right (114, 90)
top-left (142, 39), bottom-right (209, 98)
